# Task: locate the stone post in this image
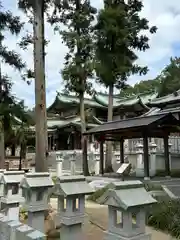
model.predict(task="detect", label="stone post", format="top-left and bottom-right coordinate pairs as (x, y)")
top-left (56, 154), bottom-right (63, 176)
top-left (20, 172), bottom-right (54, 233)
top-left (0, 171), bottom-right (24, 220)
top-left (0, 169), bottom-right (5, 209)
top-left (0, 214), bottom-right (13, 239)
top-left (94, 151), bottom-right (100, 175)
top-left (169, 142), bottom-right (172, 171)
top-left (135, 144), bottom-right (144, 177)
top-left (149, 142), bottom-right (157, 177)
top-left (70, 151), bottom-right (76, 175)
top-left (16, 225), bottom-right (34, 240)
top-left (25, 229), bottom-right (46, 240)
top-left (98, 181), bottom-right (157, 240)
top-left (6, 220), bottom-right (22, 240)
top-left (54, 175), bottom-right (94, 240)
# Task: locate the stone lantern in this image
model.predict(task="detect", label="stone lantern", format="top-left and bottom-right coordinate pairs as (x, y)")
top-left (98, 180), bottom-right (157, 240)
top-left (20, 172), bottom-right (54, 232)
top-left (0, 171), bottom-right (24, 220)
top-left (54, 175), bottom-right (94, 240)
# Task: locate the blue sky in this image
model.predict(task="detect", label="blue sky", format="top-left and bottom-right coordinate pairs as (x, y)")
top-left (2, 0), bottom-right (180, 109)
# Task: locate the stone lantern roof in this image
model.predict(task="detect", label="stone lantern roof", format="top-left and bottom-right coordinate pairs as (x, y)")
top-left (98, 181), bottom-right (156, 210)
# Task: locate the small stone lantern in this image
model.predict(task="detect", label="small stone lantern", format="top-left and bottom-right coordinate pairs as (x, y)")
top-left (54, 175), bottom-right (94, 240)
top-left (98, 181), bottom-right (157, 240)
top-left (0, 171), bottom-right (25, 220)
top-left (20, 172), bottom-right (54, 232)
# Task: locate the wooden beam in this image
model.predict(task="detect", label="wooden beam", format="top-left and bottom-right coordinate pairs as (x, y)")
top-left (143, 135), bottom-right (150, 179)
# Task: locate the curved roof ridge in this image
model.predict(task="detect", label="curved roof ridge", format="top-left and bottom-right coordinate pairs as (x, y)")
top-left (57, 92), bottom-right (95, 102)
top-left (151, 89), bottom-right (180, 102)
top-left (94, 92), bottom-right (121, 98)
top-left (116, 91), bottom-right (157, 102)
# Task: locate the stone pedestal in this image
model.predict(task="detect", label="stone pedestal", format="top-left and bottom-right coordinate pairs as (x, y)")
top-left (16, 225), bottom-right (34, 240)
top-left (56, 154), bottom-right (63, 176)
top-left (16, 224), bottom-right (46, 240)
top-left (94, 152), bottom-right (100, 175)
top-left (135, 144), bottom-right (144, 177)
top-left (26, 229), bottom-right (46, 240)
top-left (7, 220), bottom-right (22, 240)
top-left (149, 142), bottom-right (157, 177)
top-left (20, 172), bottom-right (54, 233)
top-left (0, 215), bottom-right (13, 239)
top-left (61, 224), bottom-right (83, 240)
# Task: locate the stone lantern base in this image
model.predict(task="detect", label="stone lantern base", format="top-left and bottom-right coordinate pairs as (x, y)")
top-left (104, 231), bottom-right (152, 240)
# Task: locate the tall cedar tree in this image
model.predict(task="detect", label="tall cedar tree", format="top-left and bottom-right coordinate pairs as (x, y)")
top-left (0, 1), bottom-right (27, 168)
top-left (95, 0), bottom-right (157, 171)
top-left (49, 0), bottom-right (97, 175)
top-left (18, 0), bottom-right (54, 172)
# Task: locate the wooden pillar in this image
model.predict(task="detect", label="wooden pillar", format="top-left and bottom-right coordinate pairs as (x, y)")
top-left (100, 141), bottom-right (104, 175)
top-left (120, 139), bottom-right (124, 164)
top-left (48, 135), bottom-right (51, 151)
top-left (143, 135), bottom-right (150, 179)
top-left (164, 135), bottom-right (170, 177)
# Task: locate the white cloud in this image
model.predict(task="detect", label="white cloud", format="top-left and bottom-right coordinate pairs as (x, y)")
top-left (2, 0), bottom-right (180, 108)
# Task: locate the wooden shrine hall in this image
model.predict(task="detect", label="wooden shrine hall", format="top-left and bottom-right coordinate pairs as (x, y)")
top-left (84, 113), bottom-right (180, 179)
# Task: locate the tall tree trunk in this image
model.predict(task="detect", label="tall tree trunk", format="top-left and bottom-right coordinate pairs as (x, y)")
top-left (80, 92), bottom-right (89, 176)
top-left (0, 128), bottom-right (5, 169)
top-left (0, 60), bottom-right (5, 169)
top-left (105, 84), bottom-right (113, 172)
top-left (33, 0), bottom-right (48, 172)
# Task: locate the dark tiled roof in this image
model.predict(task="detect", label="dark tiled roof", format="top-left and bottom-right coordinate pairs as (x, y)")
top-left (85, 113), bottom-right (176, 135)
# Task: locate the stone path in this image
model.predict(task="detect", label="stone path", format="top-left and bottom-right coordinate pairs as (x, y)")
top-left (50, 199), bottom-right (176, 240)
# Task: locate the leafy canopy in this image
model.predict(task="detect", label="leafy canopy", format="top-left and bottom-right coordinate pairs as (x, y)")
top-left (119, 79), bottom-right (160, 97)
top-left (158, 57), bottom-right (180, 97)
top-left (94, 0), bottom-right (157, 88)
top-left (119, 57), bottom-right (180, 97)
top-left (0, 1), bottom-right (32, 131)
top-left (0, 1), bottom-right (25, 70)
top-left (49, 0), bottom-right (97, 95)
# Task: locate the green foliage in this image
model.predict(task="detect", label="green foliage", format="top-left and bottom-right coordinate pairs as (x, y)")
top-left (87, 185), bottom-right (109, 202)
top-left (144, 182), bottom-right (162, 192)
top-left (120, 57), bottom-right (180, 97)
top-left (147, 199), bottom-right (180, 238)
top-left (18, 0), bottom-right (53, 14)
top-left (158, 57), bottom-right (180, 97)
top-left (156, 169), bottom-right (180, 178)
top-left (94, 0), bottom-right (157, 89)
top-left (52, 176), bottom-right (57, 183)
top-left (18, 0), bottom-right (53, 82)
top-left (49, 0), bottom-right (97, 95)
top-left (0, 1), bottom-right (25, 70)
top-left (0, 1), bottom-right (31, 137)
top-left (120, 79), bottom-right (160, 97)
